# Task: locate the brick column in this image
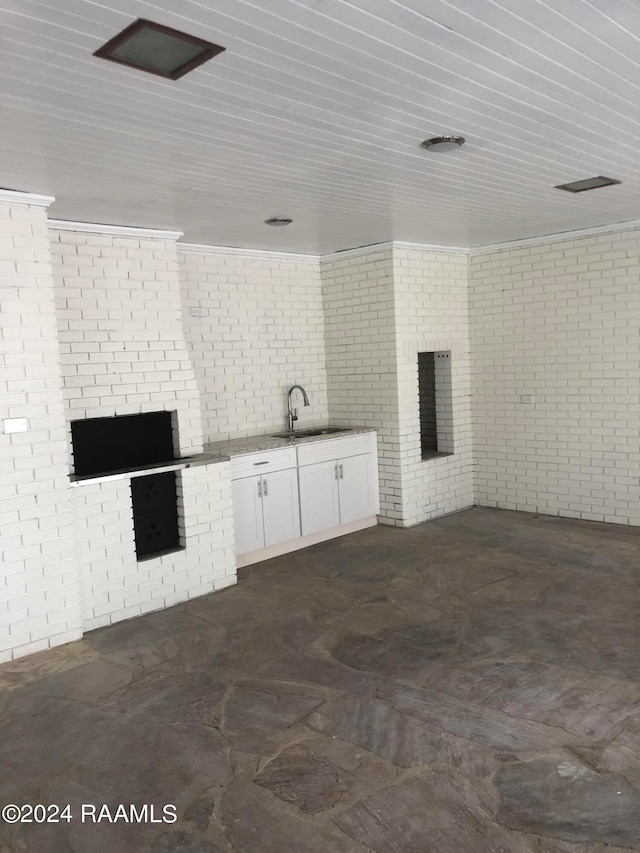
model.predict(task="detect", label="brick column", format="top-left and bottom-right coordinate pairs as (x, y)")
top-left (0, 190), bottom-right (82, 661)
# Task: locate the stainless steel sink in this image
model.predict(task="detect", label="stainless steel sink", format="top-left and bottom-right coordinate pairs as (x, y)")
top-left (270, 427), bottom-right (350, 439)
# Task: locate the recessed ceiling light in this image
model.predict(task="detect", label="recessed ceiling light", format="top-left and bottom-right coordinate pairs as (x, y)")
top-left (555, 176), bottom-right (621, 193)
top-left (94, 18), bottom-right (225, 80)
top-left (421, 136), bottom-right (466, 152)
top-left (265, 217), bottom-right (293, 226)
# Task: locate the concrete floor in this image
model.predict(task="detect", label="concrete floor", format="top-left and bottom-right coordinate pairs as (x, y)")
top-left (1, 507), bottom-right (639, 852)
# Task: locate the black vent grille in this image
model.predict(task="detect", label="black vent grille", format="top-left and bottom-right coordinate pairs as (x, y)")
top-left (555, 176), bottom-right (621, 193)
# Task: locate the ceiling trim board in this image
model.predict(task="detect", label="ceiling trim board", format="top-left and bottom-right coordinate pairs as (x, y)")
top-left (44, 219), bottom-right (640, 259)
top-left (178, 242), bottom-right (320, 263)
top-left (47, 219), bottom-right (184, 240)
top-left (320, 240), bottom-right (470, 263)
top-left (320, 241), bottom-right (396, 263)
top-left (469, 219), bottom-right (640, 256)
top-left (393, 241), bottom-right (470, 255)
top-left (0, 189), bottom-right (55, 208)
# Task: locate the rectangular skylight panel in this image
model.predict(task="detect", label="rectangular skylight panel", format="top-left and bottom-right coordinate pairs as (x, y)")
top-left (94, 19), bottom-right (225, 80)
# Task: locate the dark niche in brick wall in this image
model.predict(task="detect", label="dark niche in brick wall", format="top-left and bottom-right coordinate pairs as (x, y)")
top-left (71, 411), bottom-right (176, 476)
top-left (418, 351), bottom-right (437, 455)
top-left (418, 350), bottom-right (454, 459)
top-left (131, 471), bottom-right (183, 560)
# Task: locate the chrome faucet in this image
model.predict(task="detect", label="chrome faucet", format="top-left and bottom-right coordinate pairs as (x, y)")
top-left (287, 384), bottom-right (310, 432)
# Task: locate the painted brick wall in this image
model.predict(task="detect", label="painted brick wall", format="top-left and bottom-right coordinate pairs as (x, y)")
top-left (50, 230), bottom-right (204, 458)
top-left (321, 248), bottom-right (402, 524)
top-left (393, 249), bottom-right (474, 526)
top-left (72, 463), bottom-right (236, 632)
top-left (50, 228), bottom-right (236, 632)
top-left (179, 249), bottom-right (328, 442)
top-left (0, 198), bottom-right (82, 662)
top-left (322, 247), bottom-right (473, 527)
top-left (469, 230), bottom-right (640, 525)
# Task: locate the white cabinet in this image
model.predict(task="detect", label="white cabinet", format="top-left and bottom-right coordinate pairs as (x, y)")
top-left (297, 434), bottom-right (380, 536)
top-left (262, 467), bottom-right (300, 547)
top-left (231, 449), bottom-right (300, 557)
top-left (231, 432), bottom-right (379, 565)
top-left (298, 461), bottom-right (341, 535)
top-left (231, 475), bottom-right (264, 556)
top-left (336, 452), bottom-right (378, 524)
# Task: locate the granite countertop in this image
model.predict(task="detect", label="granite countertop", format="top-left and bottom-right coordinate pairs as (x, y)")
top-left (69, 425), bottom-right (376, 486)
top-left (68, 450), bottom-right (229, 486)
top-left (204, 424), bottom-right (376, 457)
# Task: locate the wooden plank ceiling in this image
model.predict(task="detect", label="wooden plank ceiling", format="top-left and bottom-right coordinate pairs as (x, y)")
top-left (1, 0), bottom-right (640, 252)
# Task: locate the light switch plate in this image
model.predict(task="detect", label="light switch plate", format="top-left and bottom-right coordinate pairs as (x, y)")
top-left (3, 417), bottom-right (28, 433)
top-left (520, 395), bottom-right (534, 405)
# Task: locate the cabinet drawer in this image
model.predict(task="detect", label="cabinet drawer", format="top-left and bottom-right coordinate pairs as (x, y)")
top-left (297, 433), bottom-right (375, 466)
top-left (230, 446), bottom-right (297, 479)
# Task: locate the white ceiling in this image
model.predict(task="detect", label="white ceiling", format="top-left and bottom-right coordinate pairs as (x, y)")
top-left (2, 0), bottom-right (640, 253)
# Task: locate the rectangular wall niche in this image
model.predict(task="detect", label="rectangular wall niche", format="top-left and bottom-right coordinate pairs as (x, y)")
top-left (71, 411), bottom-right (176, 476)
top-left (418, 350), bottom-right (454, 458)
top-left (131, 471), bottom-right (183, 560)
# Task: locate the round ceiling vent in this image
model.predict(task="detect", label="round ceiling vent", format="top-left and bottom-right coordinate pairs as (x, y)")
top-left (264, 217), bottom-right (293, 226)
top-left (420, 136), bottom-right (465, 152)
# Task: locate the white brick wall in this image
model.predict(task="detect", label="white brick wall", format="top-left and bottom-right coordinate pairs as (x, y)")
top-left (50, 231), bottom-right (204, 458)
top-left (469, 230), bottom-right (640, 525)
top-left (0, 198), bottom-right (82, 662)
top-left (322, 247), bottom-right (473, 527)
top-left (321, 248), bottom-right (402, 524)
top-left (179, 249), bottom-right (328, 441)
top-left (434, 352), bottom-right (455, 454)
top-left (6, 203), bottom-right (639, 663)
top-left (72, 463), bottom-right (236, 631)
top-left (394, 249), bottom-right (474, 526)
top-left (50, 228), bottom-right (236, 632)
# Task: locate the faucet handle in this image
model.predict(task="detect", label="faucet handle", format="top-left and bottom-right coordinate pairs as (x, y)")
top-left (292, 408), bottom-right (298, 421)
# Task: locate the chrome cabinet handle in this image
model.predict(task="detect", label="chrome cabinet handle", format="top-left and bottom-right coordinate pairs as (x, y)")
top-left (262, 478), bottom-right (268, 496)
top-left (334, 463), bottom-right (339, 480)
top-left (339, 464), bottom-right (344, 479)
top-left (253, 461), bottom-right (269, 466)
top-left (257, 480), bottom-right (262, 497)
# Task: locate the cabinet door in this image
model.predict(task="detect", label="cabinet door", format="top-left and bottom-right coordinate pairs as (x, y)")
top-left (231, 475), bottom-right (264, 555)
top-left (261, 467), bottom-right (301, 547)
top-left (298, 461), bottom-right (341, 536)
top-left (337, 453), bottom-right (377, 524)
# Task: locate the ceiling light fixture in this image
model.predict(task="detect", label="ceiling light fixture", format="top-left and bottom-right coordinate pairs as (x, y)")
top-left (554, 176), bottom-right (621, 193)
top-left (421, 135), bottom-right (465, 152)
top-left (264, 217), bottom-right (293, 226)
top-left (94, 18), bottom-right (225, 80)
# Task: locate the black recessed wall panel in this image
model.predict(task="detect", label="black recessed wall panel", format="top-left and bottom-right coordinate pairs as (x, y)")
top-left (71, 411), bottom-right (175, 476)
top-left (418, 352), bottom-right (437, 456)
top-left (131, 472), bottom-right (181, 559)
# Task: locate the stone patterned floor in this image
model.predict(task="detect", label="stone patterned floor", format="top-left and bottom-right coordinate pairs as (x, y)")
top-left (1, 507), bottom-right (639, 852)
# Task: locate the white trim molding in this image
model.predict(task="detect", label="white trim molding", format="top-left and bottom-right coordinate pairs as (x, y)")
top-left (320, 240), bottom-right (470, 263)
top-left (39, 215), bottom-right (640, 258)
top-left (320, 241), bottom-right (395, 263)
top-left (178, 242), bottom-right (319, 263)
top-left (393, 240), bottom-right (470, 254)
top-left (48, 219), bottom-right (183, 240)
top-left (0, 189), bottom-right (55, 208)
top-left (180, 223), bottom-right (640, 263)
top-left (469, 218), bottom-right (640, 256)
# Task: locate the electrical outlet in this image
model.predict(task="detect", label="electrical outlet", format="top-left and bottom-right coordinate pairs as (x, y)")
top-left (520, 395), bottom-right (534, 405)
top-left (189, 306), bottom-right (208, 317)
